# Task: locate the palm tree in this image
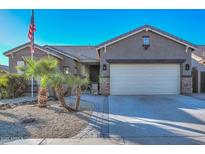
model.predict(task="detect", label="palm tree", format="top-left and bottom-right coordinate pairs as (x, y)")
top-left (67, 75), bottom-right (89, 111)
top-left (17, 57), bottom-right (58, 107)
top-left (48, 73), bottom-right (75, 111)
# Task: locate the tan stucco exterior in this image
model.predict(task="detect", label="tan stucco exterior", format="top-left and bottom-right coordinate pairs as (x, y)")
top-left (98, 30), bottom-right (193, 95)
top-left (8, 46), bottom-right (80, 75)
top-left (5, 25), bottom-right (195, 96)
top-left (8, 47), bottom-right (54, 73)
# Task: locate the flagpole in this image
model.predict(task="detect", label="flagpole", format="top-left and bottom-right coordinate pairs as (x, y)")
top-left (31, 52), bottom-right (34, 97)
top-left (31, 9), bottom-right (34, 97)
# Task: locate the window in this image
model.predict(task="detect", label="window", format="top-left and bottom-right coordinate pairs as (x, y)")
top-left (74, 67), bottom-right (77, 74)
top-left (63, 66), bottom-right (70, 74)
top-left (143, 36), bottom-right (150, 46)
top-left (17, 61), bottom-right (24, 74)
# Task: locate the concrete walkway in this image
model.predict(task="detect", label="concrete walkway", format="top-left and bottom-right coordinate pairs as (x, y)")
top-left (3, 136), bottom-right (205, 145)
top-left (1, 138), bottom-right (124, 145)
top-left (69, 95), bottom-right (109, 138)
top-left (191, 93), bottom-right (205, 101)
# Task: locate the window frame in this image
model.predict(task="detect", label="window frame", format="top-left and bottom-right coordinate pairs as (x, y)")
top-left (63, 66), bottom-right (70, 75)
top-left (143, 36), bottom-right (150, 46)
top-left (17, 60), bottom-right (25, 74)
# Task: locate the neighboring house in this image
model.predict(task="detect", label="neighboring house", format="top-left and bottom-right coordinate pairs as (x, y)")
top-left (4, 25), bottom-right (197, 95)
top-left (192, 46), bottom-right (205, 93)
top-left (0, 64), bottom-right (9, 76)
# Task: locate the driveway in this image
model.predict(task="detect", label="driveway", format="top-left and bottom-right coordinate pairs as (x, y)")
top-left (108, 95), bottom-right (205, 144)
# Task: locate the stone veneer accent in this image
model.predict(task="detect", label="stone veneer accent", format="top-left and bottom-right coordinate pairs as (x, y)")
top-left (100, 76), bottom-right (193, 95)
top-left (181, 77), bottom-right (192, 95)
top-left (99, 77), bottom-right (110, 95)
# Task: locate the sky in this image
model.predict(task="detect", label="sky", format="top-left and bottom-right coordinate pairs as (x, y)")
top-left (1, 9), bottom-right (205, 65)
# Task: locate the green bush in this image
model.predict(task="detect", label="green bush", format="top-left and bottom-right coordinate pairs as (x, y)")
top-left (0, 75), bottom-right (9, 98)
top-left (0, 74), bottom-right (27, 99)
top-left (0, 69), bottom-right (8, 77)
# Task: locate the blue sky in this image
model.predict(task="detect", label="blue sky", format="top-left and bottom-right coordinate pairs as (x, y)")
top-left (1, 9), bottom-right (205, 65)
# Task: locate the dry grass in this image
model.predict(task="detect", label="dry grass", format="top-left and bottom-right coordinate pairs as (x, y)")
top-left (0, 100), bottom-right (93, 138)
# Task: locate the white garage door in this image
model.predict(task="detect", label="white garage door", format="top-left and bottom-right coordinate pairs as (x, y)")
top-left (110, 64), bottom-right (180, 95)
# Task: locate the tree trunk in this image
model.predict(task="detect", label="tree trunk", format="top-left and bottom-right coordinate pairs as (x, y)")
top-left (51, 86), bottom-right (58, 100)
top-left (75, 86), bottom-right (81, 111)
top-left (38, 87), bottom-right (48, 107)
top-left (55, 86), bottom-right (75, 112)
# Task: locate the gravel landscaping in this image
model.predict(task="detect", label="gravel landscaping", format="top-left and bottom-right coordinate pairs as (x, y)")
top-left (0, 99), bottom-right (93, 139)
top-left (0, 96), bottom-right (37, 107)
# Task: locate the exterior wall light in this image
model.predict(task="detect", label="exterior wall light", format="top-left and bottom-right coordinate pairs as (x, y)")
top-left (185, 64), bottom-right (190, 71)
top-left (103, 64), bottom-right (107, 71)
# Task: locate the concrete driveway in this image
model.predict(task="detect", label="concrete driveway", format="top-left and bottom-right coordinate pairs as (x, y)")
top-left (108, 95), bottom-right (205, 144)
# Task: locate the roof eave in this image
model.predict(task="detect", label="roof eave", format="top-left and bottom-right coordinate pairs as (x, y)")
top-left (4, 42), bottom-right (30, 56)
top-left (45, 46), bottom-right (80, 62)
top-left (96, 25), bottom-right (197, 51)
top-left (4, 43), bottom-right (63, 60)
top-left (80, 59), bottom-right (100, 63)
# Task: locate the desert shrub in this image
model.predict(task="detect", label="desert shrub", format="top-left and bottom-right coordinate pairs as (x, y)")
top-left (0, 69), bottom-right (8, 77)
top-left (0, 75), bottom-right (9, 99)
top-left (0, 74), bottom-right (27, 99)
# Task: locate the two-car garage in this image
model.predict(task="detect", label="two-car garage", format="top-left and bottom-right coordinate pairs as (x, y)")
top-left (110, 64), bottom-right (180, 95)
top-left (97, 25), bottom-right (194, 95)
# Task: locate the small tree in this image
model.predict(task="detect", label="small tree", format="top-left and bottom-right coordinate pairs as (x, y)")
top-left (17, 57), bottom-right (58, 107)
top-left (48, 73), bottom-right (75, 111)
top-left (67, 75), bottom-right (89, 111)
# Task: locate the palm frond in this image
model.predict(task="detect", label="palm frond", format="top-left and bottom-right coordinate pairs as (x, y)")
top-left (67, 75), bottom-right (89, 87)
top-left (17, 57), bottom-right (59, 88)
top-left (35, 57), bottom-right (58, 76)
top-left (48, 73), bottom-right (67, 88)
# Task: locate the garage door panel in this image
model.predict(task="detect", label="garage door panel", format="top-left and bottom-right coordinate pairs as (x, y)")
top-left (111, 76), bottom-right (179, 81)
top-left (112, 69), bottom-right (179, 74)
top-left (110, 64), bottom-right (180, 95)
top-left (111, 80), bottom-right (179, 85)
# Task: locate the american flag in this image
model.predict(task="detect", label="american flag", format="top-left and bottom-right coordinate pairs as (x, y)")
top-left (28, 10), bottom-right (36, 54)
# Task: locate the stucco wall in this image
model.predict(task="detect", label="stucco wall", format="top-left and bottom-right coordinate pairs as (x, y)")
top-left (7, 46), bottom-right (81, 97)
top-left (8, 46), bottom-right (79, 74)
top-left (98, 30), bottom-right (193, 95)
top-left (58, 55), bottom-right (79, 74)
top-left (9, 47), bottom-right (52, 73)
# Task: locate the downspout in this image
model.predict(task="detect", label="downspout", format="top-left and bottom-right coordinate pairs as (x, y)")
top-left (104, 45), bottom-right (107, 53)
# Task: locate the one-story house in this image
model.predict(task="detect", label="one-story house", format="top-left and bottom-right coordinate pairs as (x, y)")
top-left (0, 64), bottom-right (9, 76)
top-left (192, 46), bottom-right (205, 93)
top-left (4, 25), bottom-right (199, 95)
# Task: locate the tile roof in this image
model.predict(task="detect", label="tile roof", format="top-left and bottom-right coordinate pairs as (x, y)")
top-left (3, 42), bottom-right (31, 55)
top-left (3, 42), bottom-right (63, 60)
top-left (46, 45), bottom-right (97, 61)
top-left (3, 25), bottom-right (198, 62)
